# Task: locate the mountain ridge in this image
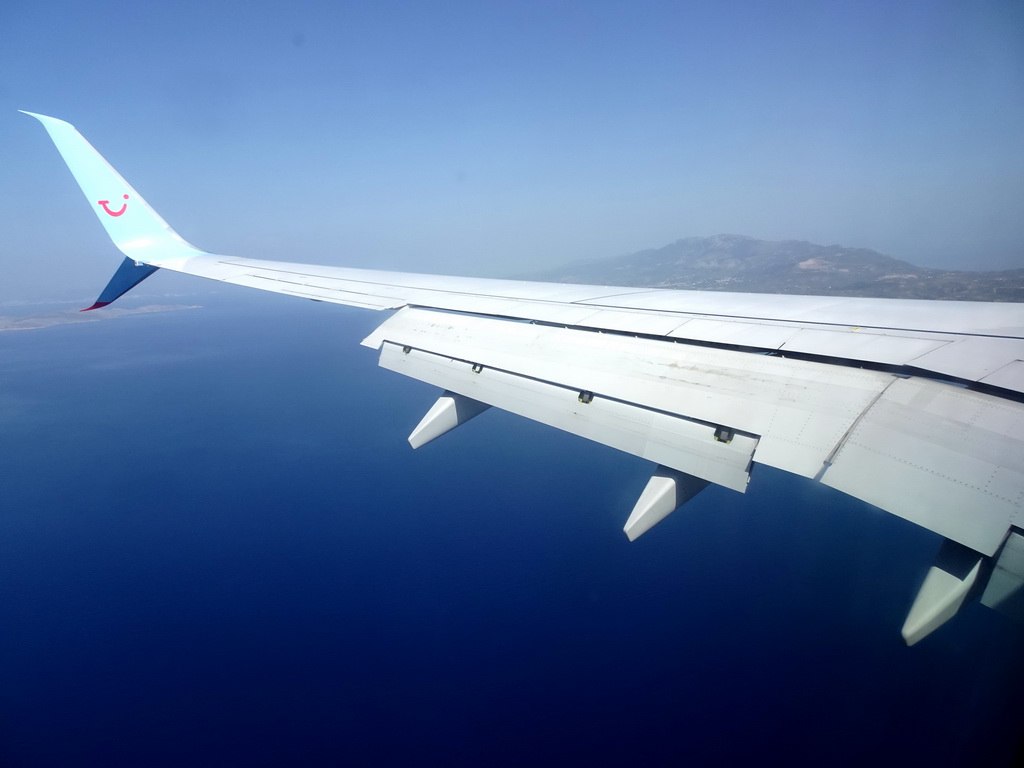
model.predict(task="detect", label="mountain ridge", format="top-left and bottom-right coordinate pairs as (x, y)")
top-left (522, 235), bottom-right (1024, 301)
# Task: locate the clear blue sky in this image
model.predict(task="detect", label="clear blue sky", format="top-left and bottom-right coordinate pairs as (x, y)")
top-left (2, 0), bottom-right (1022, 303)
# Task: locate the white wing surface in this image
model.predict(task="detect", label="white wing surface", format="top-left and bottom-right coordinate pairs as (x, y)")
top-left (24, 112), bottom-right (1024, 644)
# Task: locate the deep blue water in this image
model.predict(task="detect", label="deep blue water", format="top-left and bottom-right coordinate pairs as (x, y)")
top-left (0, 296), bottom-right (1021, 767)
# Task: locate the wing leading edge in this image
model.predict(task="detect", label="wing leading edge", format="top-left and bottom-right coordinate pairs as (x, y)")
top-left (24, 111), bottom-right (1024, 644)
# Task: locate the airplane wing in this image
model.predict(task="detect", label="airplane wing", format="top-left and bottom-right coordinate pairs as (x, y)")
top-left (23, 111), bottom-right (1024, 645)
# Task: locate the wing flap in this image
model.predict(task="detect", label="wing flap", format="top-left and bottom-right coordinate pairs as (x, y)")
top-left (822, 377), bottom-right (1024, 555)
top-left (379, 341), bottom-right (758, 492)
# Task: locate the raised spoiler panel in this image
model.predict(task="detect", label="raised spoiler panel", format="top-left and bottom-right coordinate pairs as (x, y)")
top-left (364, 308), bottom-right (1024, 556)
top-left (380, 344), bottom-right (757, 492)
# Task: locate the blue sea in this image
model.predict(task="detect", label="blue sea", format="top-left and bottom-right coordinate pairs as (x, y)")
top-left (0, 296), bottom-right (1021, 767)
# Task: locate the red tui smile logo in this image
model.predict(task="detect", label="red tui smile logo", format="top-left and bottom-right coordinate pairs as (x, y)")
top-left (98, 194), bottom-right (129, 216)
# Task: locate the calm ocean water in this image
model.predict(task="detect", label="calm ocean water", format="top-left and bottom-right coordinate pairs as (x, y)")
top-left (0, 296), bottom-right (1020, 766)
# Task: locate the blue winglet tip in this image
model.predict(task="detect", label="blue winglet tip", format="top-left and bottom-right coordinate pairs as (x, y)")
top-left (81, 302), bottom-right (111, 312)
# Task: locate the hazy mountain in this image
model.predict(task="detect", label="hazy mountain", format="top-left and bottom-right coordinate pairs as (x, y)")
top-left (524, 235), bottom-right (1024, 301)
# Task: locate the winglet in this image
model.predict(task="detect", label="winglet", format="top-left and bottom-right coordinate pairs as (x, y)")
top-left (22, 111), bottom-right (207, 308)
top-left (80, 256), bottom-right (161, 311)
top-left (21, 111), bottom-right (205, 262)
